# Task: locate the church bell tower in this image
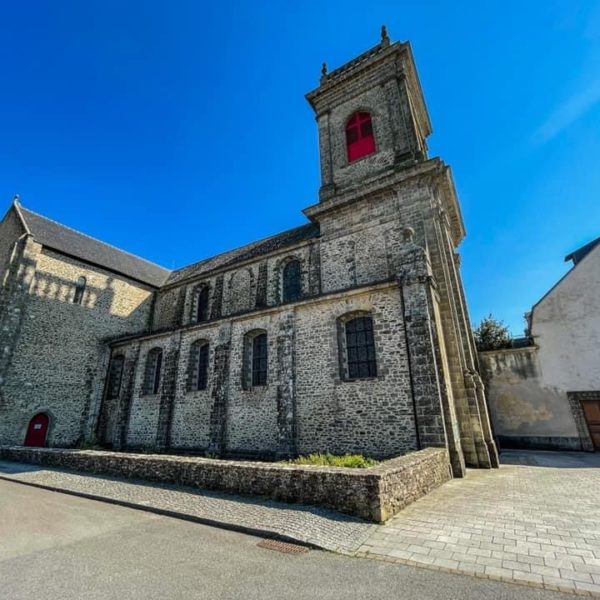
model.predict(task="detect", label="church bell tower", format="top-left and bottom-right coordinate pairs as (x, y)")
top-left (305, 26), bottom-right (433, 203)
top-left (303, 28), bottom-right (499, 476)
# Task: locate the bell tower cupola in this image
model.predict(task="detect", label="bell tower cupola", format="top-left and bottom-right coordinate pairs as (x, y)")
top-left (305, 27), bottom-right (432, 203)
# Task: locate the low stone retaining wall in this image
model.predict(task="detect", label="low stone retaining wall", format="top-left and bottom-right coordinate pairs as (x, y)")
top-left (0, 446), bottom-right (451, 522)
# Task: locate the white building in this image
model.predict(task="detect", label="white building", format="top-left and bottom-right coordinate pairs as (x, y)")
top-left (480, 237), bottom-right (600, 452)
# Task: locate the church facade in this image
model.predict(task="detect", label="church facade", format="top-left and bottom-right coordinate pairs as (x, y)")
top-left (0, 30), bottom-right (497, 477)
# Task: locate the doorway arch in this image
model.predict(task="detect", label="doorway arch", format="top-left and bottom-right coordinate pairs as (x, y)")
top-left (24, 413), bottom-right (49, 447)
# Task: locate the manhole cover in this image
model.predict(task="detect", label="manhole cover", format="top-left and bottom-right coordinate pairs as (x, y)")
top-left (256, 538), bottom-right (310, 554)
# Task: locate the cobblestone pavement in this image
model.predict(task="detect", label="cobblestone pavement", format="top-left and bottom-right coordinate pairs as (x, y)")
top-left (359, 450), bottom-right (600, 597)
top-left (0, 461), bottom-right (375, 553)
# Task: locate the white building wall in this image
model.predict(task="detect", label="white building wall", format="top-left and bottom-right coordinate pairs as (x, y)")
top-left (532, 243), bottom-right (600, 393)
top-left (482, 242), bottom-right (600, 451)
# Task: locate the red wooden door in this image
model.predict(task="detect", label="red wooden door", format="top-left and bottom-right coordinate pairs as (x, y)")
top-left (582, 401), bottom-right (600, 450)
top-left (24, 414), bottom-right (49, 447)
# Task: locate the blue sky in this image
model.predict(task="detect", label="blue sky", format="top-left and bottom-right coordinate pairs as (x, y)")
top-left (2, 1), bottom-right (599, 335)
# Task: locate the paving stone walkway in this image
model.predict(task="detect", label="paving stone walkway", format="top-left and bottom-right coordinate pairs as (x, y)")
top-left (0, 460), bottom-right (375, 554)
top-left (358, 451), bottom-right (600, 597)
top-left (2, 450), bottom-right (599, 596)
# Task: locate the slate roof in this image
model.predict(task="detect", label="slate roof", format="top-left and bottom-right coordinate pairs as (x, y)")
top-left (15, 203), bottom-right (171, 287)
top-left (11, 202), bottom-right (320, 289)
top-left (565, 236), bottom-right (600, 266)
top-left (166, 222), bottom-right (320, 286)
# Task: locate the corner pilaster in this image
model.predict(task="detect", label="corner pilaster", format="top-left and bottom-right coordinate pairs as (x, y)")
top-left (0, 236), bottom-right (39, 409)
top-left (472, 371), bottom-right (499, 467)
top-left (115, 343), bottom-right (141, 450)
top-left (276, 311), bottom-right (297, 457)
top-left (397, 235), bottom-right (450, 457)
top-left (208, 324), bottom-right (233, 455)
top-left (463, 371), bottom-right (493, 468)
top-left (155, 334), bottom-right (181, 450)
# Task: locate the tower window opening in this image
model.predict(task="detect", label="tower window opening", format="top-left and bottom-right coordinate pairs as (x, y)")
top-left (345, 112), bottom-right (375, 162)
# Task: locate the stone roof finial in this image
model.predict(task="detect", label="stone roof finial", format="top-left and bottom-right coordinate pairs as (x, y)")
top-left (12, 194), bottom-right (20, 205)
top-left (381, 24), bottom-right (390, 47)
top-left (321, 62), bottom-right (328, 81)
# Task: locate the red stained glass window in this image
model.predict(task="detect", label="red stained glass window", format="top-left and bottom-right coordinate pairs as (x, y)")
top-left (345, 112), bottom-right (375, 162)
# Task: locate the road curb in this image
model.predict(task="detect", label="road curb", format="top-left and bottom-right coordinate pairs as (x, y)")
top-left (0, 474), bottom-right (321, 551)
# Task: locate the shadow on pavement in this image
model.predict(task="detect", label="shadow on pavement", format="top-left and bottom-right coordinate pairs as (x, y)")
top-left (0, 461), bottom-right (44, 475)
top-left (499, 449), bottom-right (600, 468)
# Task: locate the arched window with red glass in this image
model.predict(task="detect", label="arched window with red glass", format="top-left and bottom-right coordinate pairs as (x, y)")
top-left (345, 111), bottom-right (375, 162)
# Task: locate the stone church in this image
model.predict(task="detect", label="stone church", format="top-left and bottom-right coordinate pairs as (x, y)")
top-left (0, 29), bottom-right (497, 477)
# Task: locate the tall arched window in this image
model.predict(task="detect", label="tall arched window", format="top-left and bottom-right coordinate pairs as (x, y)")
top-left (193, 285), bottom-right (210, 323)
top-left (187, 340), bottom-right (209, 391)
top-left (338, 313), bottom-right (377, 380)
top-left (345, 111), bottom-right (375, 162)
top-left (107, 355), bottom-right (125, 399)
top-left (73, 276), bottom-right (86, 304)
top-left (282, 260), bottom-right (302, 303)
top-left (242, 330), bottom-right (268, 389)
top-left (345, 316), bottom-right (377, 378)
top-left (252, 333), bottom-right (268, 387)
top-left (143, 347), bottom-right (163, 395)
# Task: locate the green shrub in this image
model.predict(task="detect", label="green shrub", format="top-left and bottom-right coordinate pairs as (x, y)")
top-left (287, 452), bottom-right (379, 468)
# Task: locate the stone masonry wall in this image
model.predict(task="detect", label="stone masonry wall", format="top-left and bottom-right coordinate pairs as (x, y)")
top-left (151, 241), bottom-right (319, 333)
top-left (169, 326), bottom-right (221, 450)
top-left (0, 445), bottom-right (451, 522)
top-left (0, 245), bottom-right (155, 447)
top-left (109, 283), bottom-right (418, 459)
top-left (294, 286), bottom-right (417, 457)
top-left (151, 286), bottom-right (184, 332)
top-left (126, 336), bottom-right (171, 448)
top-left (96, 163), bottom-right (491, 472)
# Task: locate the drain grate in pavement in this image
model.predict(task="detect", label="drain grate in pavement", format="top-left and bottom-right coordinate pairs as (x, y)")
top-left (256, 538), bottom-right (310, 554)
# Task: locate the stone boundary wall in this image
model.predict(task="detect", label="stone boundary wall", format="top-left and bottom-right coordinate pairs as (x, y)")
top-left (0, 446), bottom-right (450, 522)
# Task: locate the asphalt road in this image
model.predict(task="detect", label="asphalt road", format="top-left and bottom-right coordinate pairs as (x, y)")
top-left (0, 479), bottom-right (577, 600)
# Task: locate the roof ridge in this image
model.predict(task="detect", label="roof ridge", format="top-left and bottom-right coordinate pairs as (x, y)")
top-left (564, 235), bottom-right (600, 265)
top-left (11, 197), bottom-right (31, 235)
top-left (19, 204), bottom-right (170, 273)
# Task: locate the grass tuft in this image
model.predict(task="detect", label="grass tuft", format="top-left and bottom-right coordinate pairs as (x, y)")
top-left (286, 452), bottom-right (379, 468)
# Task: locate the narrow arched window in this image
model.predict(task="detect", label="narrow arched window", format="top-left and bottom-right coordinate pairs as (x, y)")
top-left (282, 260), bottom-right (302, 303)
top-left (73, 276), bottom-right (86, 304)
top-left (187, 341), bottom-right (209, 391)
top-left (345, 111), bottom-right (375, 162)
top-left (242, 330), bottom-right (268, 389)
top-left (107, 355), bottom-right (125, 399)
top-left (143, 347), bottom-right (163, 395)
top-left (343, 315), bottom-right (377, 379)
top-left (194, 285), bottom-right (210, 323)
top-left (252, 333), bottom-right (268, 387)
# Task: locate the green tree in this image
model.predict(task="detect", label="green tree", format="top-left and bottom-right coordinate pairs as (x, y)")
top-left (473, 314), bottom-right (512, 352)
